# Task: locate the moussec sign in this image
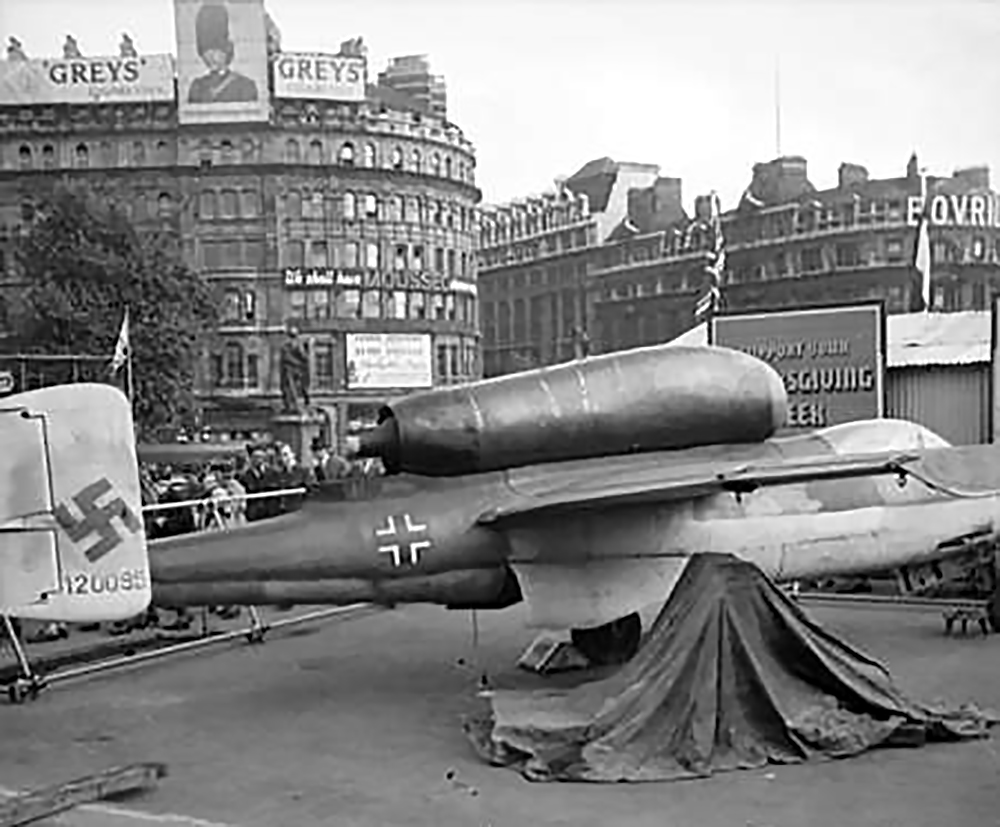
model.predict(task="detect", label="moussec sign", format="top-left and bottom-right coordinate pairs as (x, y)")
top-left (0, 55), bottom-right (174, 105)
top-left (273, 52), bottom-right (366, 101)
top-left (711, 304), bottom-right (885, 430)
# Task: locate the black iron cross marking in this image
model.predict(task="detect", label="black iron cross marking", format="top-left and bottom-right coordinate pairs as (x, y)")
top-left (374, 513), bottom-right (432, 567)
top-left (53, 477), bottom-right (142, 563)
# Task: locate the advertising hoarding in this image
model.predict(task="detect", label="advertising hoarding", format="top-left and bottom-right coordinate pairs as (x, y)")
top-left (273, 52), bottom-right (365, 101)
top-left (0, 55), bottom-right (174, 105)
top-left (174, 0), bottom-right (269, 124)
top-left (711, 303), bottom-right (885, 430)
top-left (282, 268), bottom-right (451, 291)
top-left (346, 333), bottom-right (433, 390)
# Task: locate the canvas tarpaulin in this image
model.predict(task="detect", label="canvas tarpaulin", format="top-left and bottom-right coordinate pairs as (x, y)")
top-left (465, 553), bottom-right (997, 782)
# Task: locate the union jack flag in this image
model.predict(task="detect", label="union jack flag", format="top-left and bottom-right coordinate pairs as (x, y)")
top-left (694, 193), bottom-right (726, 322)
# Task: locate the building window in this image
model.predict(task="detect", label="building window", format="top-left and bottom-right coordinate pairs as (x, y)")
top-left (972, 282), bottom-right (987, 309)
top-left (18, 145), bottom-right (32, 169)
top-left (445, 157), bottom-right (452, 178)
top-left (223, 289), bottom-right (242, 321)
top-left (286, 191), bottom-right (302, 219)
top-left (41, 144), bottom-right (56, 169)
top-left (219, 190), bottom-right (239, 218)
top-left (364, 193), bottom-right (378, 219)
top-left (285, 139), bottom-right (300, 163)
top-left (74, 143), bottom-right (89, 168)
top-left (241, 138), bottom-right (256, 163)
top-left (241, 190), bottom-right (260, 218)
top-left (314, 341), bottom-right (335, 389)
top-left (201, 192), bottom-right (219, 221)
top-left (343, 192), bottom-right (356, 220)
top-left (973, 237), bottom-right (986, 260)
top-left (412, 149), bottom-right (422, 173)
top-left (835, 243), bottom-right (860, 268)
top-left (361, 290), bottom-right (381, 318)
top-left (391, 146), bottom-right (404, 170)
top-left (309, 291), bottom-right (330, 320)
top-left (389, 290), bottom-right (407, 319)
top-left (343, 241), bottom-right (359, 268)
top-left (412, 245), bottom-right (424, 270)
top-left (366, 241), bottom-right (380, 269)
top-left (389, 196), bottom-right (403, 222)
top-left (364, 143), bottom-right (377, 168)
top-left (286, 240), bottom-right (304, 268)
top-left (157, 193), bottom-right (172, 218)
top-left (434, 247), bottom-right (445, 272)
top-left (156, 140), bottom-right (170, 164)
top-left (308, 140), bottom-right (323, 165)
top-left (224, 343), bottom-right (244, 386)
top-left (447, 249), bottom-right (456, 276)
top-left (394, 245), bottom-right (407, 270)
top-left (219, 140), bottom-right (234, 164)
top-left (337, 288), bottom-right (360, 318)
top-left (801, 247), bottom-right (823, 273)
top-left (885, 237), bottom-right (904, 263)
top-left (247, 353), bottom-right (259, 387)
top-left (309, 240), bottom-right (329, 268)
top-left (437, 344), bottom-right (448, 380)
top-left (431, 153), bottom-right (442, 176)
top-left (409, 291), bottom-right (426, 319)
top-left (289, 291), bottom-right (306, 319)
top-left (339, 142), bottom-right (355, 165)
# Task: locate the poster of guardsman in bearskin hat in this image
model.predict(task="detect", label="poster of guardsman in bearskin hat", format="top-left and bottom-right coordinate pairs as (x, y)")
top-left (174, 0), bottom-right (268, 124)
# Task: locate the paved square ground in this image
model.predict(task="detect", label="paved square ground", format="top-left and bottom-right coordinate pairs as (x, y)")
top-left (0, 600), bottom-right (997, 827)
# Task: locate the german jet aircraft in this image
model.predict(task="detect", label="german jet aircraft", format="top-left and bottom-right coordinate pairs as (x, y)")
top-left (0, 383), bottom-right (150, 625)
top-left (147, 343), bottom-right (1000, 663)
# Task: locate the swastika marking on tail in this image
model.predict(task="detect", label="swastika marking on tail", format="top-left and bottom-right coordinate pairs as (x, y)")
top-left (53, 477), bottom-right (142, 563)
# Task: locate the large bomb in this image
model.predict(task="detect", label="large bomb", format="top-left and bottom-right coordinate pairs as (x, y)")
top-left (358, 344), bottom-right (787, 477)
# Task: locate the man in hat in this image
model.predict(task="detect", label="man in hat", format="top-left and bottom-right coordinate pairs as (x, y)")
top-left (187, 0), bottom-right (258, 105)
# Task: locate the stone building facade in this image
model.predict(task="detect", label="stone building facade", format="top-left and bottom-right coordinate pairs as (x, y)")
top-left (0, 30), bottom-right (480, 449)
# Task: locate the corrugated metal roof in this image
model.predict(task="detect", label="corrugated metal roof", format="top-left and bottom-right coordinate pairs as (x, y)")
top-left (665, 311), bottom-right (992, 368)
top-left (887, 311), bottom-right (990, 368)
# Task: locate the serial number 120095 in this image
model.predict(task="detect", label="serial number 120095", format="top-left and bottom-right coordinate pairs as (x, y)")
top-left (64, 568), bottom-right (149, 596)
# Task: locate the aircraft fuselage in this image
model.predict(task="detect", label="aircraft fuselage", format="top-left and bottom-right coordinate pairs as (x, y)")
top-left (149, 426), bottom-right (1000, 630)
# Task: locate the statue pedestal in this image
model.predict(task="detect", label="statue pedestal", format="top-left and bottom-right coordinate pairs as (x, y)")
top-left (271, 411), bottom-right (325, 466)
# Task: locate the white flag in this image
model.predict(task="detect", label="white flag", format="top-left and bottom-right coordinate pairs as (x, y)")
top-left (110, 307), bottom-right (130, 373)
top-left (914, 177), bottom-right (932, 312)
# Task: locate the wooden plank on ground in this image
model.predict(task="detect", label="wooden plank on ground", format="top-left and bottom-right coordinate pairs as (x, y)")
top-left (0, 762), bottom-right (167, 827)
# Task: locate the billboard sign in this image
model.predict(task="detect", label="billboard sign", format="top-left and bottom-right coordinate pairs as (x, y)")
top-left (282, 267), bottom-right (450, 292)
top-left (174, 0), bottom-right (269, 124)
top-left (711, 303), bottom-right (884, 430)
top-left (273, 52), bottom-right (366, 101)
top-left (0, 55), bottom-right (174, 105)
top-left (346, 333), bottom-right (433, 390)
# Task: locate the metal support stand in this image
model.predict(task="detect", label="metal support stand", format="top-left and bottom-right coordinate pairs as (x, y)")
top-left (245, 606), bottom-right (267, 644)
top-left (2, 616), bottom-right (46, 704)
top-left (1, 604), bottom-right (376, 703)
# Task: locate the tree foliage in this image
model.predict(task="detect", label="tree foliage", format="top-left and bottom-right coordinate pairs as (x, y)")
top-left (11, 183), bottom-right (218, 438)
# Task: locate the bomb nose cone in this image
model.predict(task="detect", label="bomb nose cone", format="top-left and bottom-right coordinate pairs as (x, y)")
top-left (356, 414), bottom-right (401, 471)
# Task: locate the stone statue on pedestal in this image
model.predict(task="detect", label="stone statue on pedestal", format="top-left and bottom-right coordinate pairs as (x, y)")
top-left (279, 326), bottom-right (311, 414)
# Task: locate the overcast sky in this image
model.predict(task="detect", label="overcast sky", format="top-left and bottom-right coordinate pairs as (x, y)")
top-left (3, 0), bottom-right (999, 212)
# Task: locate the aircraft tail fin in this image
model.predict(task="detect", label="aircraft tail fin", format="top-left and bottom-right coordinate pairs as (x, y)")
top-left (0, 383), bottom-right (150, 623)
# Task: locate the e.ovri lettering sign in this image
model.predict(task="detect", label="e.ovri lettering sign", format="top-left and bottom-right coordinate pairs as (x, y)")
top-left (711, 304), bottom-right (884, 430)
top-left (905, 194), bottom-right (1000, 228)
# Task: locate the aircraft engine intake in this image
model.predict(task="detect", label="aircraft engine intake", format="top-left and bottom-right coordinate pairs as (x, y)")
top-left (358, 344), bottom-right (788, 476)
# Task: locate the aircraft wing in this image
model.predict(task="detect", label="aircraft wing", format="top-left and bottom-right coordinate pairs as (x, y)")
top-left (478, 451), bottom-right (918, 526)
